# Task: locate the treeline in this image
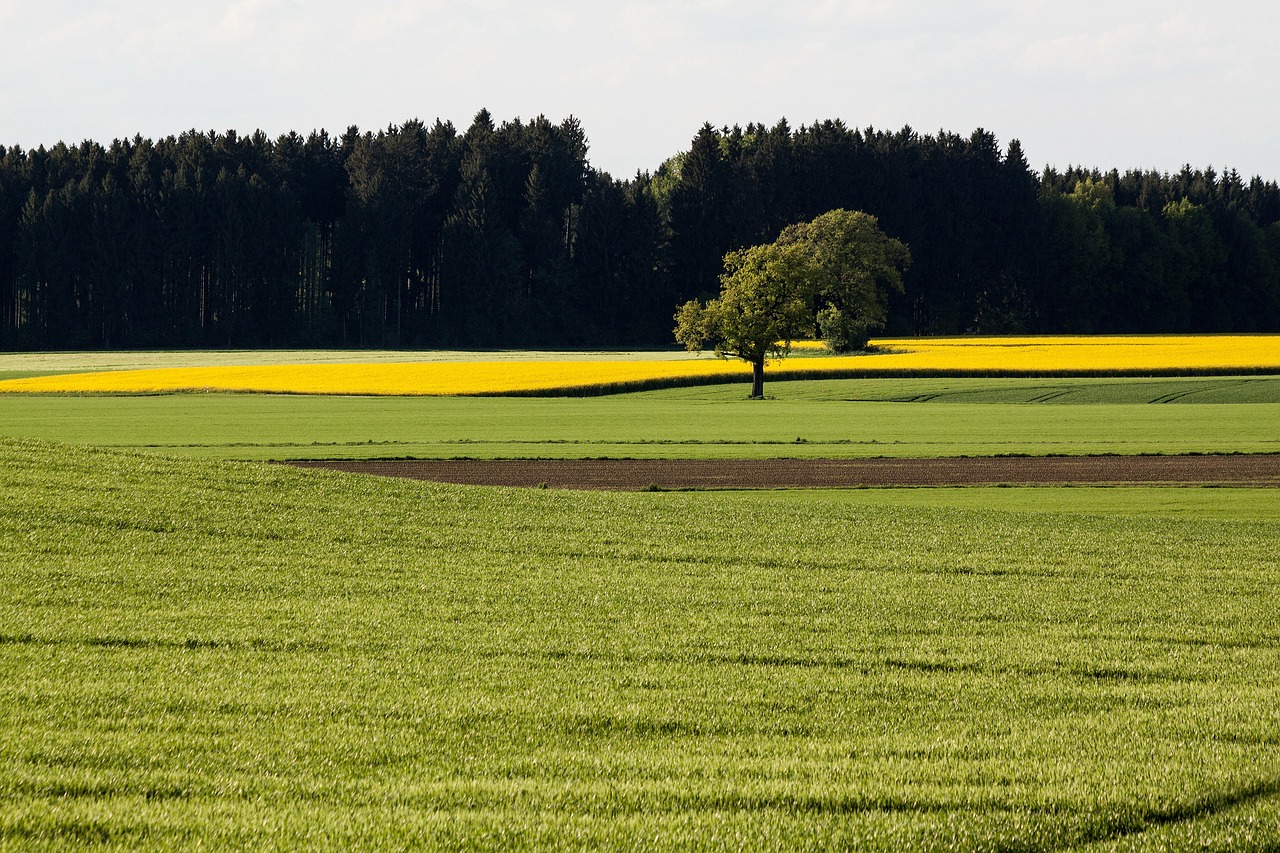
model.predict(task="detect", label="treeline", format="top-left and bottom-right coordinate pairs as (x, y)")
top-left (0, 111), bottom-right (666, 349)
top-left (2, 112), bottom-right (1279, 350)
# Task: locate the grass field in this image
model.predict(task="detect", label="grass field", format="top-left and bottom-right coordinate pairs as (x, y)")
top-left (4, 340), bottom-right (1279, 849)
top-left (0, 377), bottom-right (1277, 460)
top-left (2, 439), bottom-right (1279, 849)
top-left (653, 375), bottom-right (1280, 404)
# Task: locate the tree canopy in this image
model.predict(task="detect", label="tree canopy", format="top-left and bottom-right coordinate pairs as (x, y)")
top-left (674, 209), bottom-right (910, 398)
top-left (777, 209), bottom-right (911, 351)
top-left (1, 115), bottom-right (1278, 351)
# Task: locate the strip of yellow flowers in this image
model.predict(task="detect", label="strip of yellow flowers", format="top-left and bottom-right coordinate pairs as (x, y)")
top-left (1, 336), bottom-right (1277, 396)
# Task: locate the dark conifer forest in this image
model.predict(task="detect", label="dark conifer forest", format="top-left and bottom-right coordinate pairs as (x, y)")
top-left (2, 111), bottom-right (1278, 350)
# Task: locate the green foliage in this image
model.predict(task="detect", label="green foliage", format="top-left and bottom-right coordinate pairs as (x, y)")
top-left (6, 121), bottom-right (1280, 351)
top-left (1070, 176), bottom-right (1117, 213)
top-left (777, 209), bottom-right (910, 351)
top-left (2, 439), bottom-right (1280, 848)
top-left (674, 242), bottom-right (812, 364)
top-left (815, 304), bottom-right (872, 353)
top-left (675, 209), bottom-right (910, 394)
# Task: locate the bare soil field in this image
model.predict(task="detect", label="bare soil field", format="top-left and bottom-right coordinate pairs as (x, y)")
top-left (287, 455), bottom-right (1280, 490)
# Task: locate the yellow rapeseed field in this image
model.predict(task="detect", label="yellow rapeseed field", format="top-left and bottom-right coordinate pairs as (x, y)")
top-left (0, 359), bottom-right (750, 396)
top-left (869, 335), bottom-right (1280, 373)
top-left (1, 335), bottom-right (1277, 395)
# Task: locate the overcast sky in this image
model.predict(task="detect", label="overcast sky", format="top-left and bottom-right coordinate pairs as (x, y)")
top-left (3, 1), bottom-right (1277, 180)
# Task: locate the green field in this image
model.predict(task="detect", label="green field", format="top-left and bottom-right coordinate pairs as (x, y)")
top-left (655, 375), bottom-right (1280, 404)
top-left (4, 360), bottom-right (1280, 849)
top-left (2, 377), bottom-right (1279, 460)
top-left (2, 439), bottom-right (1279, 849)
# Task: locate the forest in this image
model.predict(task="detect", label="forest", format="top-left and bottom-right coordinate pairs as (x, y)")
top-left (1, 109), bottom-right (1278, 350)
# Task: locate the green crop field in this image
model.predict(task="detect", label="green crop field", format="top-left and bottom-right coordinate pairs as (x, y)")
top-left (2, 377), bottom-right (1279, 460)
top-left (4, 354), bottom-right (1280, 848)
top-left (2, 439), bottom-right (1279, 849)
top-left (644, 375), bottom-right (1280, 404)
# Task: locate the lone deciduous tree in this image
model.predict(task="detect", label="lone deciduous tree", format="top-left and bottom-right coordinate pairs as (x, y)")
top-left (674, 209), bottom-right (910, 397)
top-left (674, 242), bottom-right (812, 398)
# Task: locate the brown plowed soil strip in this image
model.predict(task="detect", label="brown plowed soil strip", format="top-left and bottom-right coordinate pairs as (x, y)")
top-left (286, 455), bottom-right (1280, 490)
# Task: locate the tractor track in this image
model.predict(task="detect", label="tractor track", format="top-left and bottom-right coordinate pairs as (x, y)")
top-left (286, 455), bottom-right (1280, 490)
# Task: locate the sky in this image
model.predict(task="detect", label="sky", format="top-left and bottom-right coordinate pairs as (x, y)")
top-left (2, 1), bottom-right (1277, 181)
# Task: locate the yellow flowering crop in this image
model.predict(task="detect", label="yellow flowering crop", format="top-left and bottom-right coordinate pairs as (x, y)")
top-left (0, 359), bottom-right (753, 396)
top-left (0, 335), bottom-right (1276, 396)
top-left (865, 335), bottom-right (1280, 374)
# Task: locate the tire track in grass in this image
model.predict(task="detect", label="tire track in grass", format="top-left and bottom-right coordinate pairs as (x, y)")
top-left (1069, 777), bottom-right (1280, 850)
top-left (287, 455), bottom-right (1280, 490)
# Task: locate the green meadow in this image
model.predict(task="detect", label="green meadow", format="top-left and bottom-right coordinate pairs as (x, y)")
top-left (3, 361), bottom-right (1280, 849)
top-left (1, 376), bottom-right (1279, 459)
top-left (2, 439), bottom-right (1280, 850)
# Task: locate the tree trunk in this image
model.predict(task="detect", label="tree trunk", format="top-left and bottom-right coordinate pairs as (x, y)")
top-left (750, 358), bottom-right (765, 398)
